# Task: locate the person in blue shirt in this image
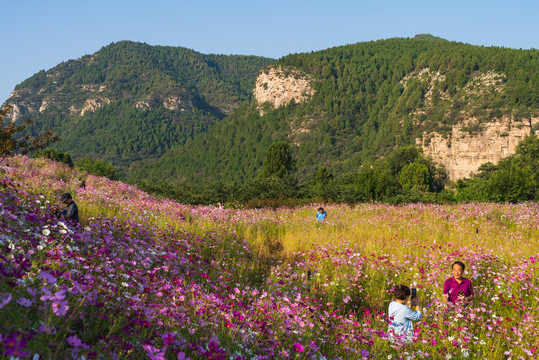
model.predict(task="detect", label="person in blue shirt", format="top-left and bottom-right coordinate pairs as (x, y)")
top-left (316, 207), bottom-right (327, 222)
top-left (387, 285), bottom-right (421, 344)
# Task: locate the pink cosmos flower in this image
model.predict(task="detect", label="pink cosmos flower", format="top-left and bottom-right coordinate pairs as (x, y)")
top-left (161, 332), bottom-right (176, 345)
top-left (177, 352), bottom-right (191, 360)
top-left (16, 297), bottom-right (33, 307)
top-left (2, 333), bottom-right (30, 358)
top-left (0, 293), bottom-right (12, 309)
top-left (40, 287), bottom-right (66, 302)
top-left (143, 344), bottom-right (165, 360)
top-left (292, 342), bottom-right (304, 353)
top-left (51, 299), bottom-right (69, 316)
top-left (66, 335), bottom-right (83, 347)
top-left (40, 271), bottom-right (57, 284)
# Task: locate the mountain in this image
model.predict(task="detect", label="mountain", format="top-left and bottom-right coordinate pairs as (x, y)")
top-left (132, 36), bottom-right (539, 184)
top-left (3, 41), bottom-right (275, 174)
top-left (4, 36), bottom-right (539, 184)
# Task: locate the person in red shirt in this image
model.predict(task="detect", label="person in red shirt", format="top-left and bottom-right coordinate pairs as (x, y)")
top-left (443, 261), bottom-right (473, 304)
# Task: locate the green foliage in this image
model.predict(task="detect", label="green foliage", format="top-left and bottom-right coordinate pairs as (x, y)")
top-left (0, 105), bottom-right (59, 158)
top-left (9, 41), bottom-right (275, 177)
top-left (355, 145), bottom-right (446, 202)
top-left (75, 157), bottom-right (119, 180)
top-left (260, 142), bottom-right (296, 179)
top-left (313, 167), bottom-right (334, 185)
top-left (7, 37), bottom-right (538, 195)
top-left (141, 36), bottom-right (537, 185)
top-left (399, 163), bottom-right (431, 192)
top-left (33, 148), bottom-right (73, 167)
top-left (486, 160), bottom-right (535, 202)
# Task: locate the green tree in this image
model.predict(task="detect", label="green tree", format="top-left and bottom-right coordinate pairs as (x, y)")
top-left (33, 148), bottom-right (73, 167)
top-left (260, 142), bottom-right (295, 179)
top-left (399, 163), bottom-right (432, 192)
top-left (75, 157), bottom-right (119, 180)
top-left (313, 167), bottom-right (333, 185)
top-left (0, 105), bottom-right (59, 158)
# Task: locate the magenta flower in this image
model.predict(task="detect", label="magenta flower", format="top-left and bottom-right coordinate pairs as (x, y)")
top-left (161, 332), bottom-right (176, 345)
top-left (292, 342), bottom-right (305, 353)
top-left (2, 333), bottom-right (30, 358)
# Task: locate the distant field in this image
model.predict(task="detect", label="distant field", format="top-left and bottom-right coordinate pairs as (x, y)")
top-left (1, 156), bottom-right (538, 359)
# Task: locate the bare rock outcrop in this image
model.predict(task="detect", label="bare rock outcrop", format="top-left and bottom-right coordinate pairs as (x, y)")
top-left (254, 67), bottom-right (315, 114)
top-left (418, 117), bottom-right (539, 181)
top-left (135, 101), bottom-right (152, 111)
top-left (162, 96), bottom-right (193, 111)
top-left (80, 97), bottom-right (112, 116)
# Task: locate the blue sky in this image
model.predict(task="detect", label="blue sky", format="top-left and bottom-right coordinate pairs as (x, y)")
top-left (1, 0), bottom-right (538, 104)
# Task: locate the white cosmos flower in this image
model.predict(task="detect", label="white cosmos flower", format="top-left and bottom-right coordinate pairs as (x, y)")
top-left (42, 229), bottom-right (50, 236)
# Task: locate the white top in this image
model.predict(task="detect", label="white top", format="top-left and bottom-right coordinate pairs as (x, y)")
top-left (387, 301), bottom-right (422, 343)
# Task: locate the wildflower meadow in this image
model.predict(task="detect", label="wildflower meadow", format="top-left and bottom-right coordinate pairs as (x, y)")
top-left (1, 156), bottom-right (538, 359)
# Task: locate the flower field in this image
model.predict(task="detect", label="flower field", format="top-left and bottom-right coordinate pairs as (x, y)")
top-left (1, 156), bottom-right (538, 359)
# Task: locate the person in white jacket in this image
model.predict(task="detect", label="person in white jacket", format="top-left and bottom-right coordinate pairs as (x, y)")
top-left (387, 285), bottom-right (421, 344)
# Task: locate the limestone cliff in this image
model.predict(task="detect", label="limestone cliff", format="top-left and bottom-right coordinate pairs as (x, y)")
top-left (417, 116), bottom-right (539, 181)
top-left (253, 67), bottom-right (315, 114)
top-left (80, 97), bottom-right (112, 116)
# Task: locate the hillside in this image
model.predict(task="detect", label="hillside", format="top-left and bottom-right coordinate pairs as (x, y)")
top-left (133, 36), bottom-right (539, 184)
top-left (3, 41), bottom-right (275, 174)
top-left (2, 156), bottom-right (538, 359)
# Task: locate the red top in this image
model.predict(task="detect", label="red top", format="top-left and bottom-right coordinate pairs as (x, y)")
top-left (443, 277), bottom-right (473, 303)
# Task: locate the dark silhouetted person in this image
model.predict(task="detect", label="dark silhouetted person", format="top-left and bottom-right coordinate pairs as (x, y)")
top-left (54, 193), bottom-right (79, 224)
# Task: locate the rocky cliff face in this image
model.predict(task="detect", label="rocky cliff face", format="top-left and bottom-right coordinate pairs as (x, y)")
top-left (80, 97), bottom-right (112, 116)
top-left (253, 67), bottom-right (315, 114)
top-left (417, 116), bottom-right (539, 181)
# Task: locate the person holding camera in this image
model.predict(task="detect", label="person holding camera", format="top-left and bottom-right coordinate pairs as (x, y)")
top-left (387, 285), bottom-right (421, 344)
top-left (52, 193), bottom-right (79, 224)
top-left (443, 261), bottom-right (473, 304)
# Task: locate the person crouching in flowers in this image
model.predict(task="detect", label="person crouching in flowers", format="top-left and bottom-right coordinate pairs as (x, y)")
top-left (387, 285), bottom-right (421, 344)
top-left (443, 261), bottom-right (473, 305)
top-left (316, 207), bottom-right (327, 222)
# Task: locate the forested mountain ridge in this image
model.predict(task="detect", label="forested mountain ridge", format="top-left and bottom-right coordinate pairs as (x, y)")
top-left (4, 36), bottom-right (538, 184)
top-left (133, 35), bottom-right (539, 184)
top-left (3, 41), bottom-right (275, 173)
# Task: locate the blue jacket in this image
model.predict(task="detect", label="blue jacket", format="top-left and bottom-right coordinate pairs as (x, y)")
top-left (316, 211), bottom-right (327, 221)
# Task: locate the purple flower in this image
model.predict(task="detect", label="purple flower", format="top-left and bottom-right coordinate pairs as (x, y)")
top-left (40, 287), bottom-right (65, 302)
top-left (40, 270), bottom-right (57, 284)
top-left (67, 335), bottom-right (83, 347)
top-left (2, 333), bottom-right (30, 358)
top-left (17, 297), bottom-right (33, 307)
top-left (0, 293), bottom-right (12, 309)
top-left (38, 323), bottom-right (56, 334)
top-left (143, 344), bottom-right (165, 360)
top-left (51, 299), bottom-right (69, 316)
top-left (360, 349), bottom-right (374, 357)
top-left (161, 332), bottom-right (176, 345)
top-left (177, 352), bottom-right (191, 360)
